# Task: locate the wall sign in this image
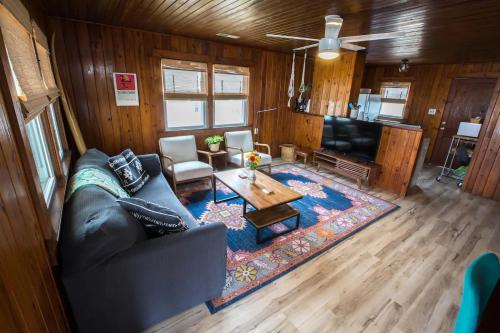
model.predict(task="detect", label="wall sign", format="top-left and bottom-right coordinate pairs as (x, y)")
top-left (113, 73), bottom-right (139, 106)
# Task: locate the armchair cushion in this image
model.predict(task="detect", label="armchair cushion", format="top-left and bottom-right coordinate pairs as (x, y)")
top-left (159, 136), bottom-right (198, 168)
top-left (167, 161), bottom-right (213, 182)
top-left (225, 130), bottom-right (254, 156)
top-left (229, 152), bottom-right (272, 167)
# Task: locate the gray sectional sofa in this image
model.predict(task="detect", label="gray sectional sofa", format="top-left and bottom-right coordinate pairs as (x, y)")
top-left (59, 149), bottom-right (227, 333)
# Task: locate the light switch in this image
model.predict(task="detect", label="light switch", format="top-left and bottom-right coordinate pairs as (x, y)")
top-left (428, 108), bottom-right (437, 116)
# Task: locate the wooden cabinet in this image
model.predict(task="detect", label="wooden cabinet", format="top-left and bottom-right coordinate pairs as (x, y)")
top-left (309, 51), bottom-right (366, 116)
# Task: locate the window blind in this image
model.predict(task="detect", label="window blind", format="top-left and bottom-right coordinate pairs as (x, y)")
top-left (0, 3), bottom-right (49, 119)
top-left (213, 64), bottom-right (249, 96)
top-left (161, 59), bottom-right (207, 96)
top-left (33, 22), bottom-right (59, 100)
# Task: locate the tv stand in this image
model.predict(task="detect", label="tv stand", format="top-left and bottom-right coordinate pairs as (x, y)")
top-left (313, 149), bottom-right (380, 188)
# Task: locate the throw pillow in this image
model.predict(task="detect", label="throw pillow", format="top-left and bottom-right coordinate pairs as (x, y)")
top-left (117, 197), bottom-right (188, 238)
top-left (109, 149), bottom-right (150, 194)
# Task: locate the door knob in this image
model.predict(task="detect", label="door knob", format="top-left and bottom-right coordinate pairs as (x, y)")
top-left (439, 127), bottom-right (445, 130)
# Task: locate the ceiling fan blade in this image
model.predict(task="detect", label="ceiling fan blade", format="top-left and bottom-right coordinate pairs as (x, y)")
top-left (339, 31), bottom-right (407, 43)
top-left (293, 43), bottom-right (319, 51)
top-left (266, 34), bottom-right (320, 42)
top-left (340, 42), bottom-right (366, 51)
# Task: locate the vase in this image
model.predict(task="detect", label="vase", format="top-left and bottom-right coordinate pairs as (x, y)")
top-left (209, 142), bottom-right (220, 152)
top-left (248, 169), bottom-right (256, 184)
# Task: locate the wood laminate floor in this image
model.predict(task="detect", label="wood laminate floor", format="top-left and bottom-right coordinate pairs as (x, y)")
top-left (147, 162), bottom-right (500, 333)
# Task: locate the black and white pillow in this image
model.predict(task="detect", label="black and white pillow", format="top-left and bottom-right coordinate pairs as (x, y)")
top-left (117, 198), bottom-right (188, 238)
top-left (109, 149), bottom-right (150, 194)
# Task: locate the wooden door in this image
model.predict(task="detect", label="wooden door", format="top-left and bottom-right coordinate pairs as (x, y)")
top-left (431, 78), bottom-right (496, 165)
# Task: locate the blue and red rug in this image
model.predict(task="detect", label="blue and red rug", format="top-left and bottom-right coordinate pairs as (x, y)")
top-left (179, 164), bottom-right (398, 313)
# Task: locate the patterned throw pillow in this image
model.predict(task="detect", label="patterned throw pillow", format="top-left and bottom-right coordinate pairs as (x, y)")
top-left (109, 149), bottom-right (150, 194)
top-left (117, 198), bottom-right (188, 238)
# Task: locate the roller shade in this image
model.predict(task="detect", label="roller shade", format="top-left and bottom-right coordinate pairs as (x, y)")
top-left (0, 3), bottom-right (49, 119)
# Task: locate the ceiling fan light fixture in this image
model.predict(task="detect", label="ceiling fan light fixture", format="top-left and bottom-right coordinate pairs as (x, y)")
top-left (318, 37), bottom-right (340, 59)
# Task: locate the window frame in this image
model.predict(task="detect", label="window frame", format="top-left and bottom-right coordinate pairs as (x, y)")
top-left (161, 57), bottom-right (252, 131)
top-left (162, 59), bottom-right (209, 131)
top-left (379, 81), bottom-right (411, 120)
top-left (212, 64), bottom-right (249, 128)
top-left (25, 114), bottom-right (56, 205)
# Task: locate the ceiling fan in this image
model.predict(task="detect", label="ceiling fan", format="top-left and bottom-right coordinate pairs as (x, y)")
top-left (266, 15), bottom-right (408, 59)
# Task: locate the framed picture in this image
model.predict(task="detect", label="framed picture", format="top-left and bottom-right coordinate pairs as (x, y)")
top-left (113, 72), bottom-right (139, 106)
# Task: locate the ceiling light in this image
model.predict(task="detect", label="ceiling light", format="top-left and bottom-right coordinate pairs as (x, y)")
top-left (318, 37), bottom-right (340, 59)
top-left (399, 59), bottom-right (410, 72)
top-left (216, 33), bottom-right (240, 39)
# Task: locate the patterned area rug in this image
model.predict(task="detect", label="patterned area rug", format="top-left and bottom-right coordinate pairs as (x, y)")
top-left (178, 164), bottom-right (398, 313)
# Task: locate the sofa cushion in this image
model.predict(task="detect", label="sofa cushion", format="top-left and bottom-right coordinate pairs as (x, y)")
top-left (60, 187), bottom-right (147, 276)
top-left (133, 175), bottom-right (199, 229)
top-left (117, 197), bottom-right (188, 238)
top-left (167, 161), bottom-right (213, 182)
top-left (109, 149), bottom-right (150, 194)
top-left (229, 152), bottom-right (272, 167)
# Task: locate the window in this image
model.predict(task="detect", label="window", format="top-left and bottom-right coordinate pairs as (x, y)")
top-left (48, 103), bottom-right (64, 159)
top-left (213, 64), bottom-right (249, 127)
top-left (25, 115), bottom-right (56, 205)
top-left (379, 82), bottom-right (411, 119)
top-left (162, 59), bottom-right (208, 130)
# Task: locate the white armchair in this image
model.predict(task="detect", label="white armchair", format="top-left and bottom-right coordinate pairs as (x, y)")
top-left (224, 130), bottom-right (272, 173)
top-left (159, 135), bottom-right (213, 194)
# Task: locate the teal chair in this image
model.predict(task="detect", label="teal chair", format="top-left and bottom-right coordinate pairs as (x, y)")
top-left (454, 252), bottom-right (500, 333)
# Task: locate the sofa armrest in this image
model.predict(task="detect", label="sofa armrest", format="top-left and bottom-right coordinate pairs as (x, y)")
top-left (138, 154), bottom-right (162, 176)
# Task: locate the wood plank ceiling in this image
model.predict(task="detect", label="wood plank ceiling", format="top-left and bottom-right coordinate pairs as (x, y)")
top-left (35, 0), bottom-right (500, 64)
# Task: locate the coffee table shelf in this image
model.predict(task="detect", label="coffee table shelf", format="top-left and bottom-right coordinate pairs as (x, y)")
top-left (213, 168), bottom-right (303, 243)
top-left (243, 204), bottom-right (300, 243)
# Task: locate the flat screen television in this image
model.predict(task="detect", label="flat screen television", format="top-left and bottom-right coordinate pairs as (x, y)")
top-left (321, 116), bottom-right (383, 162)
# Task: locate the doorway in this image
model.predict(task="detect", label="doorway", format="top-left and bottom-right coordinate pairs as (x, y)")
top-left (431, 77), bottom-right (497, 166)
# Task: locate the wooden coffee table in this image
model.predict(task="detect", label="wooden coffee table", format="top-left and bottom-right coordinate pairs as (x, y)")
top-left (213, 168), bottom-right (303, 243)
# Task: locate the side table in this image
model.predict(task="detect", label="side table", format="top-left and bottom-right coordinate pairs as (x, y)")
top-left (198, 149), bottom-right (228, 170)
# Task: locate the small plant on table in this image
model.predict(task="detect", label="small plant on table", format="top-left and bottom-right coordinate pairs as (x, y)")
top-left (204, 135), bottom-right (224, 152)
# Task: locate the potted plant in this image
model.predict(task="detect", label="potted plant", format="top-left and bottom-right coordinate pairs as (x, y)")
top-left (245, 150), bottom-right (261, 184)
top-left (204, 135), bottom-right (224, 152)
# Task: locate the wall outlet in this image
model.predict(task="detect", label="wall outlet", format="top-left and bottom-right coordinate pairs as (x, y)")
top-left (428, 108), bottom-right (437, 116)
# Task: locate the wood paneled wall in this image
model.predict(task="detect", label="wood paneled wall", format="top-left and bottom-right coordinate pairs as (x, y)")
top-left (0, 82), bottom-right (67, 332)
top-left (463, 80), bottom-right (500, 200)
top-left (49, 18), bottom-right (424, 198)
top-left (309, 52), bottom-right (365, 116)
top-left (362, 62), bottom-right (500, 160)
top-left (285, 52), bottom-right (365, 150)
top-left (50, 18), bottom-right (311, 157)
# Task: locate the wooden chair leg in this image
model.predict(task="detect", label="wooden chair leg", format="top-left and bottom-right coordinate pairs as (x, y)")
top-left (172, 180), bottom-right (178, 195)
